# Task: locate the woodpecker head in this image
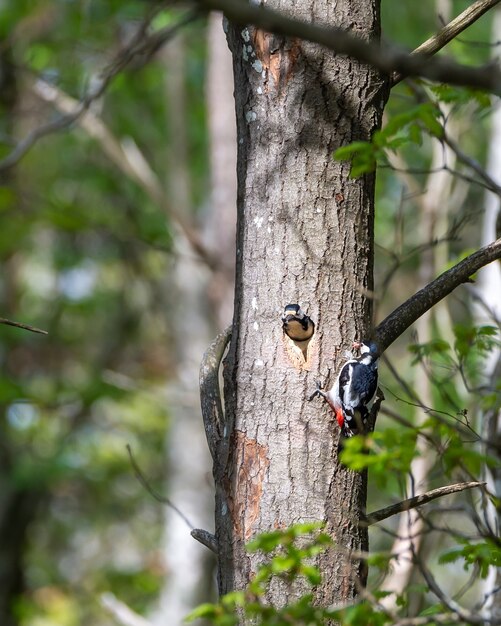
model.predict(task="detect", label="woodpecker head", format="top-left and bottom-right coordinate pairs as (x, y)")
top-left (353, 340), bottom-right (379, 363)
top-left (282, 304), bottom-right (315, 342)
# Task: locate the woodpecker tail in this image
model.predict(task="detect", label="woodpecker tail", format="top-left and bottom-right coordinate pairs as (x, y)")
top-left (341, 408), bottom-right (368, 438)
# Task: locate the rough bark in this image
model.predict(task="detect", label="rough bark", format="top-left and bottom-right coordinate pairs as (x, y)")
top-left (216, 0), bottom-right (387, 607)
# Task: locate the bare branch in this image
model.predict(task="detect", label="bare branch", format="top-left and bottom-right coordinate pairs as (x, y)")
top-left (199, 326), bottom-right (231, 464)
top-left (0, 317), bottom-right (47, 335)
top-left (100, 592), bottom-right (153, 626)
top-left (416, 554), bottom-right (499, 624)
top-left (392, 0), bottom-right (501, 85)
top-left (374, 238), bottom-right (501, 353)
top-left (32, 77), bottom-right (219, 270)
top-left (126, 444), bottom-right (195, 530)
top-left (0, 8), bottom-right (197, 172)
top-left (195, 0), bottom-right (501, 93)
top-left (365, 481), bottom-right (485, 526)
top-left (191, 528), bottom-right (218, 553)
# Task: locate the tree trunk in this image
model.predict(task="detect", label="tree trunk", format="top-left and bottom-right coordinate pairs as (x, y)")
top-left (476, 10), bottom-right (501, 616)
top-left (216, 0), bottom-right (387, 607)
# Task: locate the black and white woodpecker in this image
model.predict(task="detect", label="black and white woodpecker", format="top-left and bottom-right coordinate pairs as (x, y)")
top-left (281, 304), bottom-right (315, 342)
top-left (312, 340), bottom-right (379, 438)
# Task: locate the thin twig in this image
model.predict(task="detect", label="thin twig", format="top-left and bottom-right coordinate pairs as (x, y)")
top-left (0, 317), bottom-right (48, 335)
top-left (0, 9), bottom-right (198, 172)
top-left (365, 481), bottom-right (485, 526)
top-left (31, 77), bottom-right (219, 270)
top-left (100, 592), bottom-right (153, 626)
top-left (126, 444), bottom-right (194, 530)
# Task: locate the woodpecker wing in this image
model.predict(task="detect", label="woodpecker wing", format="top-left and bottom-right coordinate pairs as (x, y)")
top-left (346, 361), bottom-right (378, 407)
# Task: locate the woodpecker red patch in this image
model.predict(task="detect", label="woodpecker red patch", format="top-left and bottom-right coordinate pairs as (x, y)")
top-left (335, 407), bottom-right (345, 429)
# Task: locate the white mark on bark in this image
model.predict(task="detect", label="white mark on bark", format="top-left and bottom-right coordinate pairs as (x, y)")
top-left (267, 226), bottom-right (271, 233)
top-left (245, 110), bottom-right (257, 123)
top-left (253, 215), bottom-right (264, 228)
top-left (254, 358), bottom-right (264, 367)
top-left (221, 503), bottom-right (227, 515)
top-left (241, 28), bottom-right (250, 42)
top-left (253, 321), bottom-right (259, 331)
top-left (252, 297), bottom-right (258, 310)
top-left (257, 86), bottom-right (263, 94)
top-left (242, 44), bottom-right (249, 62)
top-left (252, 59), bottom-right (263, 73)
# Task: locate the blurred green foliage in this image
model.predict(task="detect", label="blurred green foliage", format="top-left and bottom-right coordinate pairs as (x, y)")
top-left (0, 0), bottom-right (210, 623)
top-left (0, 0), bottom-right (500, 624)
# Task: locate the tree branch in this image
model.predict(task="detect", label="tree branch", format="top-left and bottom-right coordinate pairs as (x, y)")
top-left (126, 444), bottom-right (195, 530)
top-left (392, 0), bottom-right (501, 85)
top-left (100, 592), bottom-right (153, 626)
top-left (31, 77), bottom-right (219, 270)
top-left (365, 481), bottom-right (485, 526)
top-left (0, 317), bottom-right (47, 335)
top-left (190, 528), bottom-right (218, 553)
top-left (195, 0), bottom-right (501, 93)
top-left (199, 325), bottom-right (231, 464)
top-left (0, 8), bottom-right (197, 172)
top-left (374, 238), bottom-right (501, 353)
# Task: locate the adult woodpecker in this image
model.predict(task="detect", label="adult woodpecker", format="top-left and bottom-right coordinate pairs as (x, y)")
top-left (281, 304), bottom-right (315, 342)
top-left (311, 340), bottom-right (379, 437)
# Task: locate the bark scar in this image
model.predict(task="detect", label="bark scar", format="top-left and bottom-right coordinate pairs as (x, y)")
top-left (252, 30), bottom-right (301, 93)
top-left (282, 333), bottom-right (317, 370)
top-left (226, 430), bottom-right (270, 540)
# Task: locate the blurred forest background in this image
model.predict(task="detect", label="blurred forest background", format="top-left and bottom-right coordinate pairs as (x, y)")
top-left (0, 0), bottom-right (500, 625)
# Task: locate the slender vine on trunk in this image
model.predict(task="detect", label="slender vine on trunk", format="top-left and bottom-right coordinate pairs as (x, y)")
top-left (212, 0), bottom-right (388, 608)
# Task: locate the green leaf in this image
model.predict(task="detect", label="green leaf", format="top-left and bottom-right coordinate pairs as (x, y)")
top-left (184, 603), bottom-right (219, 621)
top-left (439, 540), bottom-right (501, 578)
top-left (247, 530), bottom-right (289, 553)
top-left (334, 142), bottom-right (373, 161)
top-left (300, 564), bottom-right (322, 585)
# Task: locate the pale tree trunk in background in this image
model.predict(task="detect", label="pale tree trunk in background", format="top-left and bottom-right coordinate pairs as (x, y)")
top-left (205, 13), bottom-right (237, 329)
top-left (152, 34), bottom-right (215, 625)
top-left (216, 0), bottom-right (387, 607)
top-left (475, 10), bottom-right (501, 618)
top-left (381, 131), bottom-right (457, 607)
top-left (152, 19), bottom-right (237, 624)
